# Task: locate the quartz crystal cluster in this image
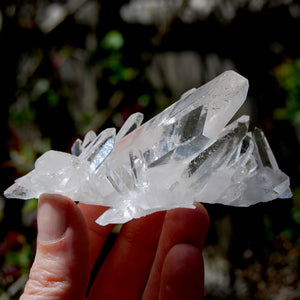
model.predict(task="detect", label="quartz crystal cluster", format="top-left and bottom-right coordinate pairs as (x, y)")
top-left (4, 71), bottom-right (292, 225)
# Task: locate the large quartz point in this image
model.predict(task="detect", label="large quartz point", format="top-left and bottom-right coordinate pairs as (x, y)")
top-left (4, 71), bottom-right (292, 225)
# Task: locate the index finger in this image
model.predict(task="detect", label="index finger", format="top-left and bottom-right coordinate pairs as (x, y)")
top-left (143, 202), bottom-right (209, 299)
top-left (78, 203), bottom-right (115, 267)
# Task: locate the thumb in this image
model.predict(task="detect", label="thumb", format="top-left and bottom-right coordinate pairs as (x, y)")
top-left (20, 194), bottom-right (90, 300)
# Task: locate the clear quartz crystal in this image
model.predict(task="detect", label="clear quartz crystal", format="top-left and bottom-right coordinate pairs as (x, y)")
top-left (4, 71), bottom-right (292, 225)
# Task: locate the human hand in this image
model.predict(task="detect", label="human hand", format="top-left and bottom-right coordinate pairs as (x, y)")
top-left (20, 193), bottom-right (209, 300)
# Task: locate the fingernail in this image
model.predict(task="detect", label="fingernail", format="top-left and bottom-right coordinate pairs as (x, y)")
top-left (38, 194), bottom-right (69, 242)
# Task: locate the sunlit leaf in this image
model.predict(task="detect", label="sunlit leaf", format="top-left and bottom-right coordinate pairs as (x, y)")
top-left (101, 30), bottom-right (124, 51)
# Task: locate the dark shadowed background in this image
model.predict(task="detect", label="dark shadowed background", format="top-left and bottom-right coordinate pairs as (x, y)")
top-left (0, 1), bottom-right (300, 299)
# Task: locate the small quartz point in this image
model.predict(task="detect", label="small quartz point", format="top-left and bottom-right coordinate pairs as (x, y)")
top-left (4, 71), bottom-right (292, 225)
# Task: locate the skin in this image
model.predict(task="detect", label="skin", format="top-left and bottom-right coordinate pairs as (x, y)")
top-left (20, 193), bottom-right (209, 300)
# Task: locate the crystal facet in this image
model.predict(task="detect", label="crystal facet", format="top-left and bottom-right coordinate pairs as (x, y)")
top-left (4, 71), bottom-right (292, 225)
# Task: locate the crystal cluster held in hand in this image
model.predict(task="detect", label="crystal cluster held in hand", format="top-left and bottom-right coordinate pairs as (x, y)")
top-left (4, 71), bottom-right (292, 225)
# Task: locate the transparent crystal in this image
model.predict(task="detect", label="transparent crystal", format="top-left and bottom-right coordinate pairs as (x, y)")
top-left (4, 71), bottom-right (292, 225)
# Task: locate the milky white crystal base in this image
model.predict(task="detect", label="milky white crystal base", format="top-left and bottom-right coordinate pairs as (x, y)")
top-left (4, 71), bottom-right (292, 225)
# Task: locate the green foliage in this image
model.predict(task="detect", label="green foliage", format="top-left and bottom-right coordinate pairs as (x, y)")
top-left (32, 79), bottom-right (50, 98)
top-left (280, 228), bottom-right (294, 241)
top-left (105, 52), bottom-right (137, 84)
top-left (137, 94), bottom-right (151, 107)
top-left (101, 30), bottom-right (124, 51)
top-left (274, 60), bottom-right (300, 241)
top-left (291, 187), bottom-right (300, 225)
top-left (21, 199), bottom-right (38, 216)
top-left (291, 207), bottom-right (300, 224)
top-left (47, 89), bottom-right (60, 108)
top-left (5, 244), bottom-right (32, 270)
top-left (274, 59), bottom-right (300, 124)
top-left (9, 80), bottom-right (60, 125)
top-left (98, 30), bottom-right (138, 85)
top-left (9, 104), bottom-right (36, 124)
top-left (81, 111), bottom-right (96, 126)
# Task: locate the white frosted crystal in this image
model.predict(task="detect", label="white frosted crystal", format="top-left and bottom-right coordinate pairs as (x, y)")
top-left (4, 71), bottom-right (292, 225)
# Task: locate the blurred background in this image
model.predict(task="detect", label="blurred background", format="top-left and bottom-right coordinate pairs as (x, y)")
top-left (0, 0), bottom-right (300, 299)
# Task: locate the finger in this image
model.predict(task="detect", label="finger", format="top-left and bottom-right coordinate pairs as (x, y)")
top-left (78, 203), bottom-right (114, 267)
top-left (159, 244), bottom-right (204, 300)
top-left (88, 211), bottom-right (166, 300)
top-left (20, 194), bottom-right (90, 300)
top-left (143, 203), bottom-right (209, 300)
